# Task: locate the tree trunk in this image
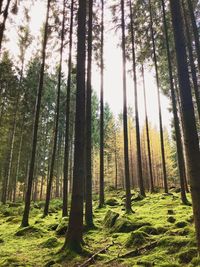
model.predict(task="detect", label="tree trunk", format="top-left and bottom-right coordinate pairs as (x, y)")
top-left (161, 0), bottom-right (188, 204)
top-left (64, 0), bottom-right (86, 253)
top-left (63, 0), bottom-right (74, 217)
top-left (170, 0), bottom-right (200, 252)
top-left (85, 0), bottom-right (93, 228)
top-left (21, 0), bottom-right (50, 227)
top-left (141, 64), bottom-right (154, 193)
top-left (187, 0), bottom-right (200, 75)
top-left (43, 0), bottom-right (65, 217)
top-left (99, 0), bottom-right (105, 208)
top-left (130, 0), bottom-right (145, 197)
top-left (121, 0), bottom-right (132, 212)
top-left (149, 0), bottom-right (168, 193)
top-left (0, 0), bottom-right (11, 52)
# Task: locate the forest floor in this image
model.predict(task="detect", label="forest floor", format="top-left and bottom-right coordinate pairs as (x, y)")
top-left (0, 189), bottom-right (199, 267)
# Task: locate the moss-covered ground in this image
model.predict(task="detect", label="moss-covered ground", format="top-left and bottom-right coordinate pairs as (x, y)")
top-left (0, 189), bottom-right (199, 267)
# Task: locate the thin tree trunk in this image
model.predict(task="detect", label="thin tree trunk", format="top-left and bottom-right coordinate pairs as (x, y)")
top-left (141, 64), bottom-right (154, 193)
top-left (99, 0), bottom-right (104, 208)
top-left (63, 0), bottom-right (74, 217)
top-left (21, 0), bottom-right (50, 227)
top-left (161, 0), bottom-right (188, 204)
top-left (64, 0), bottom-right (86, 253)
top-left (85, 0), bottom-right (93, 228)
top-left (0, 0), bottom-right (11, 52)
top-left (129, 0), bottom-right (145, 197)
top-left (114, 131), bottom-right (118, 189)
top-left (149, 0), bottom-right (168, 193)
top-left (121, 0), bottom-right (132, 212)
top-left (170, 0), bottom-right (200, 252)
top-left (43, 0), bottom-right (65, 217)
top-left (187, 0), bottom-right (200, 75)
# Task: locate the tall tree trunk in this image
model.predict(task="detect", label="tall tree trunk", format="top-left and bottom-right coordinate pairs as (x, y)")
top-left (182, 1), bottom-right (200, 122)
top-left (141, 64), bottom-right (154, 193)
top-left (114, 131), bottom-right (118, 189)
top-left (99, 0), bottom-right (104, 208)
top-left (64, 0), bottom-right (86, 253)
top-left (187, 0), bottom-right (200, 75)
top-left (149, 0), bottom-right (168, 193)
top-left (21, 0), bottom-right (50, 227)
top-left (121, 0), bottom-right (132, 213)
top-left (161, 0), bottom-right (188, 204)
top-left (129, 0), bottom-right (145, 197)
top-left (0, 0), bottom-right (11, 52)
top-left (85, 0), bottom-right (93, 228)
top-left (63, 0), bottom-right (74, 217)
top-left (43, 0), bottom-right (65, 217)
top-left (170, 0), bottom-right (200, 252)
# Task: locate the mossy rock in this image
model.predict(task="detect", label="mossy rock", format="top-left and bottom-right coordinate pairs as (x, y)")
top-left (2, 209), bottom-right (13, 217)
top-left (40, 237), bottom-right (59, 248)
top-left (159, 236), bottom-right (190, 252)
top-left (167, 209), bottom-right (175, 215)
top-left (0, 238), bottom-right (4, 243)
top-left (111, 217), bottom-right (150, 233)
top-left (138, 225), bottom-right (158, 235)
top-left (15, 226), bottom-right (44, 237)
top-left (0, 257), bottom-right (22, 266)
top-left (187, 215), bottom-right (194, 223)
top-left (167, 216), bottom-right (176, 223)
top-left (136, 260), bottom-right (153, 267)
top-left (191, 256), bottom-right (200, 266)
top-left (178, 248), bottom-right (197, 264)
top-left (175, 221), bottom-right (188, 228)
top-left (125, 230), bottom-right (149, 247)
top-left (103, 210), bottom-right (119, 228)
top-left (105, 198), bottom-right (119, 206)
top-left (131, 193), bottom-right (144, 202)
top-left (8, 202), bottom-right (21, 208)
top-left (156, 226), bottom-right (168, 234)
top-left (160, 264), bottom-right (180, 267)
top-left (56, 217), bottom-right (68, 235)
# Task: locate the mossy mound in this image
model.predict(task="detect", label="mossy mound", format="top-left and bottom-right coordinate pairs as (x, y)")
top-left (167, 216), bottom-right (176, 223)
top-left (111, 217), bottom-right (150, 233)
top-left (178, 248), bottom-right (197, 264)
top-left (125, 230), bottom-right (149, 247)
top-left (138, 225), bottom-right (159, 235)
top-left (40, 237), bottom-right (59, 248)
top-left (175, 221), bottom-right (188, 228)
top-left (2, 209), bottom-right (14, 217)
top-left (0, 257), bottom-right (22, 266)
top-left (103, 210), bottom-right (119, 228)
top-left (159, 236), bottom-right (191, 254)
top-left (105, 198), bottom-right (119, 206)
top-left (56, 217), bottom-right (68, 235)
top-left (0, 238), bottom-right (4, 243)
top-left (191, 256), bottom-right (200, 266)
top-left (131, 193), bottom-right (144, 202)
top-left (136, 260), bottom-right (153, 267)
top-left (8, 202), bottom-right (22, 208)
top-left (48, 223), bottom-right (59, 231)
top-left (15, 226), bottom-right (44, 237)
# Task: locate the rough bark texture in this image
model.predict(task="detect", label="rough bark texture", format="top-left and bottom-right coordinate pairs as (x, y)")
top-left (170, 0), bottom-right (200, 252)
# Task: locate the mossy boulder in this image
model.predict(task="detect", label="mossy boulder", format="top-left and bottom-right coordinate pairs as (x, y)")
top-left (178, 248), bottom-right (197, 264)
top-left (167, 209), bottom-right (175, 215)
top-left (125, 230), bottom-right (149, 247)
top-left (0, 238), bottom-right (4, 243)
top-left (48, 223), bottom-right (59, 231)
top-left (111, 217), bottom-right (150, 233)
top-left (40, 237), bottom-right (59, 248)
top-left (15, 226), bottom-right (44, 237)
top-left (0, 257), bottom-right (21, 266)
top-left (103, 210), bottom-right (119, 228)
top-left (175, 221), bottom-right (187, 228)
top-left (131, 193), bottom-right (144, 202)
top-left (56, 217), bottom-right (68, 235)
top-left (167, 216), bottom-right (176, 223)
top-left (105, 198), bottom-right (119, 206)
top-left (138, 225), bottom-right (159, 235)
top-left (159, 236), bottom-right (191, 254)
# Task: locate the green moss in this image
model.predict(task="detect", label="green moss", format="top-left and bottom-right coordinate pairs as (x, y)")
top-left (105, 198), bottom-right (119, 206)
top-left (175, 221), bottom-right (188, 228)
top-left (178, 248), bottom-right (197, 264)
top-left (0, 257), bottom-right (21, 266)
top-left (191, 256), bottom-right (200, 266)
top-left (103, 210), bottom-right (119, 228)
top-left (56, 217), bottom-right (68, 235)
top-left (15, 226), bottom-right (44, 237)
top-left (40, 237), bottom-right (59, 248)
top-left (111, 217), bottom-right (151, 233)
top-left (138, 225), bottom-right (159, 235)
top-left (167, 216), bottom-right (176, 223)
top-left (125, 230), bottom-right (149, 247)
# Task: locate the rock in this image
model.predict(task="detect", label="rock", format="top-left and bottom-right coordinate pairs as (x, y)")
top-left (167, 216), bottom-right (176, 223)
top-left (105, 198), bottom-right (119, 206)
top-left (179, 248), bottom-right (197, 264)
top-left (56, 217), bottom-right (68, 235)
top-left (125, 230), bottom-right (149, 247)
top-left (103, 210), bottom-right (119, 228)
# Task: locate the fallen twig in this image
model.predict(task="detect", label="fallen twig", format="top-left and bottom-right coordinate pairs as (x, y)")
top-left (78, 242), bottom-right (114, 267)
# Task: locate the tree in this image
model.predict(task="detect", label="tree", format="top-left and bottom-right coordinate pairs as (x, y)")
top-left (170, 0), bottom-right (200, 252)
top-left (63, 0), bottom-right (87, 252)
top-left (21, 0), bottom-right (51, 227)
top-left (121, 0), bottom-right (132, 213)
top-left (0, 0), bottom-right (11, 52)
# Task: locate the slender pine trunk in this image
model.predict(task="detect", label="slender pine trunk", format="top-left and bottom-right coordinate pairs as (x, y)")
top-left (0, 0), bottom-right (11, 52)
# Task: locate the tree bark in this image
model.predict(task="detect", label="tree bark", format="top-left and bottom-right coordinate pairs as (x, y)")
top-left (170, 0), bottom-right (200, 252)
top-left (0, 0), bottom-right (11, 52)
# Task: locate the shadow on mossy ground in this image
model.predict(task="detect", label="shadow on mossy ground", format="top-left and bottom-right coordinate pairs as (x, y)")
top-left (0, 190), bottom-right (198, 266)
